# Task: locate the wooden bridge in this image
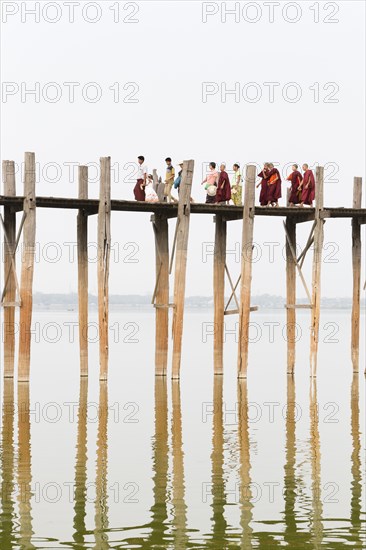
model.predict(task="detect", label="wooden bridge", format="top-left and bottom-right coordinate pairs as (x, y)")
top-left (1, 154), bottom-right (365, 381)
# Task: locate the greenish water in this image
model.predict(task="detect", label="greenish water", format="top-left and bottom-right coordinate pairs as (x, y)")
top-left (0, 310), bottom-right (365, 548)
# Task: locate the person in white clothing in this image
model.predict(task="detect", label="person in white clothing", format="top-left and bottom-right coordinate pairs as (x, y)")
top-left (145, 174), bottom-right (159, 203)
top-left (134, 155), bottom-right (148, 201)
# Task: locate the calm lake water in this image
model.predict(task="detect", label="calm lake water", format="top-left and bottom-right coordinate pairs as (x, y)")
top-left (0, 309), bottom-right (365, 549)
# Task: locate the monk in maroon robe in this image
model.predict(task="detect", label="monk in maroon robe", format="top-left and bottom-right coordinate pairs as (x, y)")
top-left (216, 164), bottom-right (231, 204)
top-left (266, 163), bottom-right (282, 206)
top-left (287, 164), bottom-right (303, 206)
top-left (300, 164), bottom-right (315, 206)
top-left (257, 163), bottom-right (270, 206)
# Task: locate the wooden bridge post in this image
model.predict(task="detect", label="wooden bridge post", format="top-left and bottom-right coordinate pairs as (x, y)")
top-left (285, 219), bottom-right (297, 374)
top-left (351, 177), bottom-right (362, 372)
top-left (310, 166), bottom-right (324, 377)
top-left (18, 152), bottom-right (36, 382)
top-left (152, 214), bottom-right (169, 376)
top-left (98, 157), bottom-right (111, 381)
top-left (2, 160), bottom-right (16, 377)
top-left (237, 165), bottom-right (256, 378)
top-left (77, 166), bottom-right (89, 377)
top-left (172, 160), bottom-right (194, 379)
top-left (213, 215), bottom-right (227, 375)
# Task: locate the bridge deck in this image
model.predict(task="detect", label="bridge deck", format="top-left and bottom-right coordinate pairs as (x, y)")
top-left (0, 196), bottom-right (365, 221)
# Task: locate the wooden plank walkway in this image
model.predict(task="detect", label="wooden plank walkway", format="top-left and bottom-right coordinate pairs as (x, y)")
top-left (0, 195), bottom-right (365, 220)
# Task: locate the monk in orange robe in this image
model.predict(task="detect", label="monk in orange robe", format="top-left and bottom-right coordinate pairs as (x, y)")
top-left (257, 163), bottom-right (270, 206)
top-left (266, 163), bottom-right (282, 207)
top-left (287, 164), bottom-right (303, 206)
top-left (300, 164), bottom-right (315, 206)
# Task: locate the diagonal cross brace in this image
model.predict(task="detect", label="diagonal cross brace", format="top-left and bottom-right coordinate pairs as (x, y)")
top-left (0, 211), bottom-right (26, 305)
top-left (224, 263), bottom-right (241, 312)
top-left (283, 220), bottom-right (313, 305)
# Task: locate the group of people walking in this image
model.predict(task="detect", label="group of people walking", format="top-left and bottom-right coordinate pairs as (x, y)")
top-left (133, 156), bottom-right (316, 207)
top-left (133, 156), bottom-right (183, 203)
top-left (257, 162), bottom-right (315, 207)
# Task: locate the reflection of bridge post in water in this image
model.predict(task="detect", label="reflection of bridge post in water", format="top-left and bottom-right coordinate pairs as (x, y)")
top-left (237, 379), bottom-right (253, 549)
top-left (350, 374), bottom-right (362, 545)
top-left (148, 377), bottom-right (169, 546)
top-left (0, 379), bottom-right (16, 548)
top-left (171, 381), bottom-right (188, 548)
top-left (209, 376), bottom-right (228, 547)
top-left (309, 380), bottom-right (323, 549)
top-left (282, 375), bottom-right (297, 546)
top-left (93, 382), bottom-right (109, 549)
top-left (17, 383), bottom-right (36, 549)
top-left (72, 377), bottom-right (88, 547)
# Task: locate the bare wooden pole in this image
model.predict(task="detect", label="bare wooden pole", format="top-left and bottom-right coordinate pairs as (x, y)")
top-left (152, 214), bottom-right (169, 376)
top-left (351, 177), bottom-right (362, 372)
top-left (98, 158), bottom-right (111, 381)
top-left (285, 219), bottom-right (296, 374)
top-left (18, 152), bottom-right (36, 382)
top-left (237, 165), bottom-right (256, 378)
top-left (310, 166), bottom-right (324, 378)
top-left (2, 160), bottom-right (16, 377)
top-left (171, 160), bottom-right (194, 379)
top-left (213, 215), bottom-right (226, 375)
top-left (77, 166), bottom-right (89, 377)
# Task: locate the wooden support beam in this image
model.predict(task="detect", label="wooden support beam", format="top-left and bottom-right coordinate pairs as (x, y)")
top-left (157, 176), bottom-right (165, 202)
top-left (2, 160), bottom-right (16, 377)
top-left (213, 215), bottom-right (226, 375)
top-left (285, 218), bottom-right (296, 374)
top-left (98, 157), bottom-right (111, 381)
top-left (152, 169), bottom-right (159, 192)
top-left (310, 167), bottom-right (325, 377)
top-left (171, 160), bottom-right (194, 379)
top-left (18, 153), bottom-right (36, 382)
top-left (285, 304), bottom-right (313, 309)
top-left (225, 306), bottom-right (258, 316)
top-left (351, 177), bottom-right (362, 372)
top-left (77, 166), bottom-right (89, 377)
top-left (237, 165), bottom-right (256, 378)
top-left (152, 214), bottom-right (169, 376)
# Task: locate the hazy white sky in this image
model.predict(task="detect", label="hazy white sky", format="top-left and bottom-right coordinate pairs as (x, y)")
top-left (1, 0), bottom-right (365, 297)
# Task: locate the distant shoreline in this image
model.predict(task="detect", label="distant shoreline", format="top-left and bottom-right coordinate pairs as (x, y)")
top-left (27, 292), bottom-right (366, 312)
